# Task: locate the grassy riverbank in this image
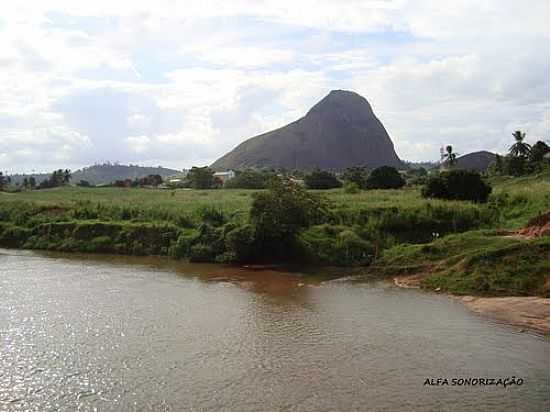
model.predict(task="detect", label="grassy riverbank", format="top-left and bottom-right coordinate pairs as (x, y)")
top-left (1, 170), bottom-right (549, 296)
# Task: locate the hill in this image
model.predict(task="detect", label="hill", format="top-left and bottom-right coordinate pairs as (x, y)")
top-left (72, 164), bottom-right (179, 185)
top-left (8, 164), bottom-right (180, 186)
top-left (211, 90), bottom-right (402, 171)
top-left (454, 151), bottom-right (496, 172)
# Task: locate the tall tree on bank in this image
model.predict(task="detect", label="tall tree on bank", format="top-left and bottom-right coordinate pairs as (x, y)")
top-left (443, 145), bottom-right (458, 168)
top-left (509, 130), bottom-right (531, 158)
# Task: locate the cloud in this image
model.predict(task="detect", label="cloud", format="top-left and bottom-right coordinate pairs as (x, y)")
top-left (1, 0), bottom-right (549, 172)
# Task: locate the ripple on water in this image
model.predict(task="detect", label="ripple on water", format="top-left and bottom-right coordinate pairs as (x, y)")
top-left (1, 250), bottom-right (549, 411)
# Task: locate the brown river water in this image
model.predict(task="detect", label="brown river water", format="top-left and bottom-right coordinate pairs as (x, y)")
top-left (1, 248), bottom-right (549, 411)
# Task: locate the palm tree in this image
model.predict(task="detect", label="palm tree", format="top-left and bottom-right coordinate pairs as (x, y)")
top-left (509, 130), bottom-right (531, 158)
top-left (442, 145), bottom-right (457, 168)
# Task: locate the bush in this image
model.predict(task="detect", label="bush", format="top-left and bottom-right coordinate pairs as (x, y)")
top-left (171, 229), bottom-right (200, 258)
top-left (304, 169), bottom-right (342, 190)
top-left (342, 166), bottom-right (369, 188)
top-left (343, 181), bottom-right (360, 194)
top-left (189, 244), bottom-right (216, 262)
top-left (365, 166), bottom-right (405, 190)
top-left (224, 169), bottom-right (274, 189)
top-left (422, 170), bottom-right (492, 203)
top-left (224, 224), bottom-right (257, 262)
top-left (250, 178), bottom-right (327, 257)
top-left (298, 224), bottom-right (375, 266)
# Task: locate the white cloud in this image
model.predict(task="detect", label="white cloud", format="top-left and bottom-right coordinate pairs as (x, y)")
top-left (1, 0), bottom-right (549, 171)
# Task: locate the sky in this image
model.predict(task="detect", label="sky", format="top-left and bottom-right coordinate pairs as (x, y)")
top-left (1, 0), bottom-right (550, 173)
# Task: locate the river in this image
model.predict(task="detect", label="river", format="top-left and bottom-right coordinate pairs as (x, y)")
top-left (1, 249), bottom-right (549, 411)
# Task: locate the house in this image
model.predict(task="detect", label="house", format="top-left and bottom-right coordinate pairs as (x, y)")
top-left (213, 170), bottom-right (236, 184)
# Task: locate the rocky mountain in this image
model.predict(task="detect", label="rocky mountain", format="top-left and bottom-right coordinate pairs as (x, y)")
top-left (211, 90), bottom-right (402, 171)
top-left (454, 151), bottom-right (496, 172)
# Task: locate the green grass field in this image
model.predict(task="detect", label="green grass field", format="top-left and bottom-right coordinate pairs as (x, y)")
top-left (1, 171), bottom-right (549, 296)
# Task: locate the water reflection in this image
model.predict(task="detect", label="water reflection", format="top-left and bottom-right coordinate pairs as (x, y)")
top-left (1, 249), bottom-right (549, 411)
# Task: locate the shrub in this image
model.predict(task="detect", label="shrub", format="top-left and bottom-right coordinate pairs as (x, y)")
top-left (171, 229), bottom-right (200, 258)
top-left (343, 181), bottom-right (360, 194)
top-left (422, 170), bottom-right (492, 203)
top-left (224, 224), bottom-right (257, 262)
top-left (0, 223), bottom-right (31, 247)
top-left (186, 166), bottom-right (217, 189)
top-left (298, 224), bottom-right (374, 266)
top-left (250, 178), bottom-right (327, 257)
top-left (196, 206), bottom-right (226, 226)
top-left (304, 169), bottom-right (342, 190)
top-left (342, 166), bottom-right (369, 188)
top-left (189, 243), bottom-right (217, 262)
top-left (365, 166), bottom-right (405, 190)
top-left (224, 169), bottom-right (274, 189)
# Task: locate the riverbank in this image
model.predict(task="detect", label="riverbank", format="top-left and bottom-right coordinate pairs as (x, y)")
top-left (461, 296), bottom-right (550, 334)
top-left (391, 275), bottom-right (550, 334)
top-left (1, 172), bottom-right (548, 292)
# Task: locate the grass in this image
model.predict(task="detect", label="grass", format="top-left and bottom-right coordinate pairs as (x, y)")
top-left (1, 171), bottom-right (549, 297)
top-left (0, 186), bottom-right (253, 213)
top-left (376, 231), bottom-right (550, 296)
top-left (487, 169), bottom-right (550, 228)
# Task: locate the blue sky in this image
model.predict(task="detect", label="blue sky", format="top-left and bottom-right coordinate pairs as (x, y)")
top-left (1, 0), bottom-right (550, 173)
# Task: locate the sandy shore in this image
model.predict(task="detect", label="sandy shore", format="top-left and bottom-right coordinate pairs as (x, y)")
top-left (393, 275), bottom-right (550, 334)
top-left (460, 296), bottom-right (550, 334)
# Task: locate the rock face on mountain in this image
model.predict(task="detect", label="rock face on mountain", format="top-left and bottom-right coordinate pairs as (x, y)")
top-left (211, 90), bottom-right (402, 171)
top-left (455, 151), bottom-right (496, 172)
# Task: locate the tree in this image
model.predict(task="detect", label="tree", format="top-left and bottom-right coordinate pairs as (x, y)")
top-left (365, 166), bottom-right (405, 190)
top-left (422, 170), bottom-right (492, 203)
top-left (304, 169), bottom-right (342, 190)
top-left (0, 172), bottom-right (6, 191)
top-left (342, 166), bottom-right (369, 188)
top-left (493, 154), bottom-right (504, 174)
top-left (23, 177), bottom-right (29, 189)
top-left (504, 156), bottom-right (529, 177)
top-left (37, 169), bottom-right (71, 189)
top-left (77, 180), bottom-right (92, 187)
top-left (509, 130), bottom-right (531, 158)
top-left (29, 176), bottom-right (36, 189)
top-left (224, 169), bottom-right (274, 189)
top-left (138, 174), bottom-right (163, 187)
top-left (250, 178), bottom-right (327, 257)
top-left (442, 145), bottom-right (457, 168)
top-left (529, 140), bottom-right (550, 163)
top-left (186, 166), bottom-right (216, 189)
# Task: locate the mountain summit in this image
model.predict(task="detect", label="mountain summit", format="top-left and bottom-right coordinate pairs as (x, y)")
top-left (211, 90), bottom-right (402, 171)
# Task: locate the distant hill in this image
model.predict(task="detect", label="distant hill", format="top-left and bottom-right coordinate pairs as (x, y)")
top-left (454, 151), bottom-right (496, 172)
top-left (9, 164), bottom-right (180, 186)
top-left (211, 90), bottom-right (402, 171)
